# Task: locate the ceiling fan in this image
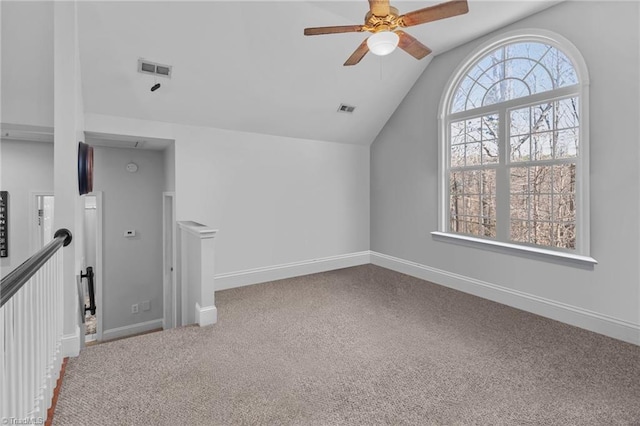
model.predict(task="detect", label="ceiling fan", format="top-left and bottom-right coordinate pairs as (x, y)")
top-left (304, 0), bottom-right (469, 66)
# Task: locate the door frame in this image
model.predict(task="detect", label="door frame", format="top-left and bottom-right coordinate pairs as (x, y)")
top-left (28, 191), bottom-right (54, 254)
top-left (162, 192), bottom-right (177, 329)
top-left (83, 191), bottom-right (104, 343)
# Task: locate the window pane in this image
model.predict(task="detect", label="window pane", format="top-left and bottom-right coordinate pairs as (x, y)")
top-left (510, 194), bottom-right (529, 220)
top-left (531, 221), bottom-right (553, 246)
top-left (532, 103), bottom-right (553, 133)
top-left (465, 143), bottom-right (481, 166)
top-left (530, 166), bottom-right (553, 194)
top-left (463, 170), bottom-right (481, 194)
top-left (510, 107), bottom-right (530, 137)
top-left (554, 128), bottom-right (579, 159)
top-left (552, 164), bottom-right (576, 193)
top-left (482, 115), bottom-right (499, 139)
top-left (451, 144), bottom-right (465, 167)
top-left (553, 222), bottom-right (576, 249)
top-left (556, 97), bottom-right (579, 129)
top-left (463, 195), bottom-right (481, 217)
top-left (510, 167), bottom-right (529, 193)
top-left (482, 139), bottom-right (499, 164)
top-left (451, 120), bottom-right (465, 145)
top-left (532, 132), bottom-right (553, 161)
top-left (482, 169), bottom-right (496, 195)
top-left (525, 64), bottom-right (553, 93)
top-left (540, 48), bottom-right (578, 87)
top-left (553, 193), bottom-right (576, 222)
top-left (510, 136), bottom-right (530, 162)
top-left (466, 117), bottom-right (482, 142)
top-left (504, 58), bottom-right (537, 80)
top-left (510, 220), bottom-right (529, 243)
top-left (451, 42), bottom-right (578, 113)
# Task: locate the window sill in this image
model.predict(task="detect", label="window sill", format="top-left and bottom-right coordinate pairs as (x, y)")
top-left (431, 231), bottom-right (597, 269)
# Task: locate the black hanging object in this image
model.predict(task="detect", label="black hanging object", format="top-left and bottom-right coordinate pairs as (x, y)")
top-left (78, 142), bottom-right (94, 196)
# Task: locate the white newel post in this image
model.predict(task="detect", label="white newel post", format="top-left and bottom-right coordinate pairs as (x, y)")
top-left (177, 221), bottom-right (217, 327)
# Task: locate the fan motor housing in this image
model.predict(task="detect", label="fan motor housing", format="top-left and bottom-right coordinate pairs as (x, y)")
top-left (365, 6), bottom-right (400, 32)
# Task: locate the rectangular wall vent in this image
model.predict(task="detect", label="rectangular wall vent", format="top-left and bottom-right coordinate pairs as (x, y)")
top-left (138, 59), bottom-right (172, 78)
top-left (337, 104), bottom-right (356, 113)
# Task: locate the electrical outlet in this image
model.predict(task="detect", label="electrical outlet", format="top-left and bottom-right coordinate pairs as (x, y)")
top-left (141, 300), bottom-right (150, 311)
top-left (132, 304), bottom-right (139, 314)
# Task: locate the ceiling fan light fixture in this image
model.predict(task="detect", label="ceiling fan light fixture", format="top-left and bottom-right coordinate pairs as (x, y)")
top-left (367, 31), bottom-right (399, 56)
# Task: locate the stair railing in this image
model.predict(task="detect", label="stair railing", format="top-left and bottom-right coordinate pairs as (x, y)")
top-left (0, 228), bottom-right (72, 423)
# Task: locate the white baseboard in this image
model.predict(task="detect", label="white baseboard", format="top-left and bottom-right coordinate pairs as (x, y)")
top-left (215, 251), bottom-right (371, 291)
top-left (370, 251), bottom-right (640, 346)
top-left (102, 319), bottom-right (163, 341)
top-left (62, 325), bottom-right (81, 357)
top-left (196, 303), bottom-right (217, 327)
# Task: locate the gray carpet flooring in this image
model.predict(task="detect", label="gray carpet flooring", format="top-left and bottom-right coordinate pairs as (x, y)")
top-left (53, 265), bottom-right (640, 425)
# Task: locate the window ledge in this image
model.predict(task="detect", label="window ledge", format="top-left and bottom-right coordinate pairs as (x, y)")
top-left (431, 231), bottom-right (597, 268)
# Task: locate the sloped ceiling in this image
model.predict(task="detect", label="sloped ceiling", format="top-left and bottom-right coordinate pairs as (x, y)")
top-left (78, 1), bottom-right (562, 146)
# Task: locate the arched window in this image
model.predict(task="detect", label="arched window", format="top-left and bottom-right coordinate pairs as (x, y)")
top-left (437, 30), bottom-right (592, 261)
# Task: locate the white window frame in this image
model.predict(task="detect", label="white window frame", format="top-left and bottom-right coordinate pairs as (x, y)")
top-left (434, 29), bottom-right (596, 266)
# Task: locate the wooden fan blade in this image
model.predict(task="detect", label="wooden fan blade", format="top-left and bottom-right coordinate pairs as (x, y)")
top-left (344, 38), bottom-right (370, 66)
top-left (368, 0), bottom-right (390, 17)
top-left (304, 25), bottom-right (365, 36)
top-left (396, 30), bottom-right (432, 60)
top-left (399, 0), bottom-right (468, 28)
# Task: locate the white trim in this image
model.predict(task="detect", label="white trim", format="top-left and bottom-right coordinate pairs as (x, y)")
top-left (102, 319), bottom-right (163, 341)
top-left (177, 221), bottom-right (217, 239)
top-left (370, 251), bottom-right (640, 346)
top-left (215, 251), bottom-right (371, 291)
top-left (28, 191), bottom-right (54, 255)
top-left (86, 191), bottom-right (104, 343)
top-left (162, 192), bottom-right (177, 330)
top-left (195, 303), bottom-right (217, 327)
top-left (431, 231), bottom-right (597, 267)
top-left (62, 325), bottom-right (81, 357)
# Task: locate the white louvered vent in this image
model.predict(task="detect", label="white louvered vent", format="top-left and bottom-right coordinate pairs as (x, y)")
top-left (337, 104), bottom-right (356, 113)
top-left (138, 59), bottom-right (172, 78)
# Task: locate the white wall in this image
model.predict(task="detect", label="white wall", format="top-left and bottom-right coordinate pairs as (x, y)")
top-left (84, 114), bottom-right (370, 280)
top-left (163, 142), bottom-right (175, 192)
top-left (54, 0), bottom-right (86, 357)
top-left (1, 1), bottom-right (54, 128)
top-left (0, 140), bottom-right (54, 275)
top-left (93, 146), bottom-right (165, 332)
top-left (371, 1), bottom-right (640, 342)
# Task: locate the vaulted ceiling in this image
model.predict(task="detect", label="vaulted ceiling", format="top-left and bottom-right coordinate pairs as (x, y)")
top-left (2, 1), bottom-right (563, 146)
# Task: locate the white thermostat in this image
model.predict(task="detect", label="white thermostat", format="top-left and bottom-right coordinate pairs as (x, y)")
top-left (126, 162), bottom-right (138, 173)
top-left (124, 230), bottom-right (136, 237)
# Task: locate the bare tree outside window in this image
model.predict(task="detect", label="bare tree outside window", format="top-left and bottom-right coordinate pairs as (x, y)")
top-left (447, 40), bottom-right (580, 250)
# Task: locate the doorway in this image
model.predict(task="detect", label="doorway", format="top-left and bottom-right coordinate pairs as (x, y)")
top-left (30, 193), bottom-right (54, 252)
top-left (83, 192), bottom-right (103, 343)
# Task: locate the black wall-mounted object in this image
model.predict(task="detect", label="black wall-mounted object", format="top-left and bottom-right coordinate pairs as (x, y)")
top-left (78, 142), bottom-right (94, 196)
top-left (0, 191), bottom-right (7, 258)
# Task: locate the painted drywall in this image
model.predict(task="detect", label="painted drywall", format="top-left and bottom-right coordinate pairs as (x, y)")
top-left (163, 142), bottom-right (175, 192)
top-left (93, 146), bottom-right (165, 332)
top-left (84, 114), bottom-right (370, 278)
top-left (0, 140), bottom-right (54, 275)
top-left (54, 1), bottom-right (86, 356)
top-left (371, 2), bottom-right (640, 328)
top-left (1, 1), bottom-right (54, 128)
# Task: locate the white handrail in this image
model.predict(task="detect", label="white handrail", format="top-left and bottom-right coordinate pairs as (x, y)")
top-left (1, 231), bottom-right (70, 423)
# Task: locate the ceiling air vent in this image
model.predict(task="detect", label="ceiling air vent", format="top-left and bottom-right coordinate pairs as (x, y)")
top-left (337, 104), bottom-right (356, 113)
top-left (138, 59), bottom-right (172, 78)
